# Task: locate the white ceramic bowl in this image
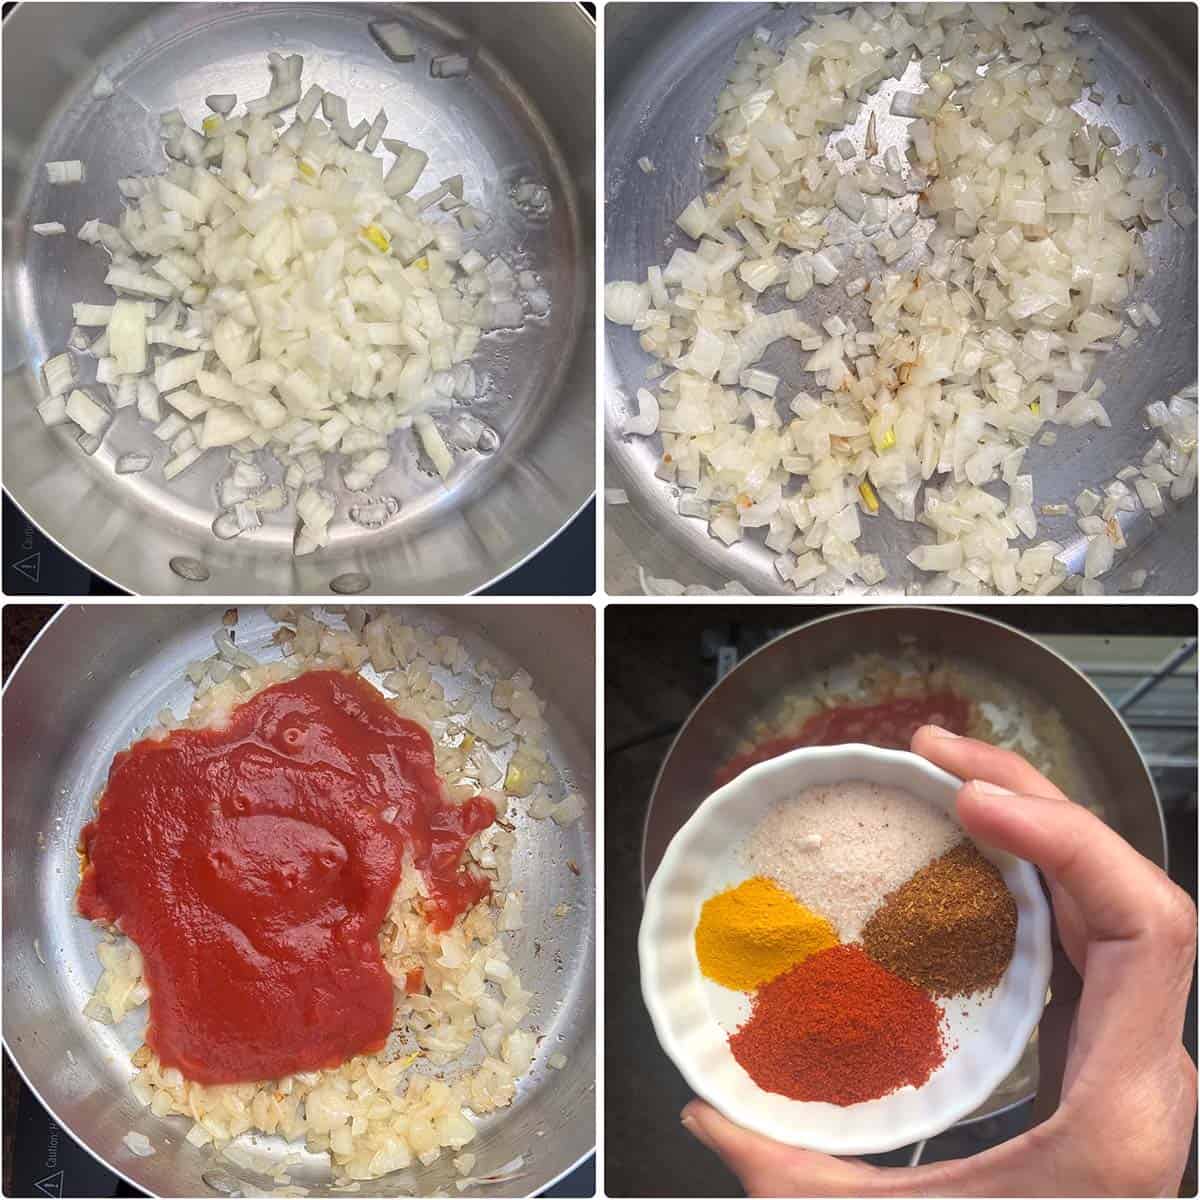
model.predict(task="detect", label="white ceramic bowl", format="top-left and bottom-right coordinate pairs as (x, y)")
top-left (639, 743), bottom-right (1052, 1156)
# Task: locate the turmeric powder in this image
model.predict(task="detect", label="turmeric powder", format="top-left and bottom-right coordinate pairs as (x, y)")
top-left (694, 876), bottom-right (838, 991)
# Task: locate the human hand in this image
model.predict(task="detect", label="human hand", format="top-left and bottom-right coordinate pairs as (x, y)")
top-left (681, 726), bottom-right (1197, 1197)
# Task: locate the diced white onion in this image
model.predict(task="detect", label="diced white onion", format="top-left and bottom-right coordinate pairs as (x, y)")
top-left (41, 53), bottom-right (524, 557)
top-left (604, 4), bottom-right (1188, 594)
top-left (370, 21), bottom-right (416, 61)
top-left (43, 353), bottom-right (76, 397)
top-left (622, 389), bottom-right (659, 437)
top-left (604, 281), bottom-right (649, 325)
top-left (115, 453), bottom-right (152, 475)
top-left (123, 1131), bottom-right (155, 1157)
top-left (46, 160), bottom-right (84, 184)
top-left (37, 395), bottom-right (69, 426)
top-left (65, 389), bottom-right (110, 437)
top-left (1084, 532), bottom-right (1116, 579)
top-left (431, 55), bottom-right (470, 79)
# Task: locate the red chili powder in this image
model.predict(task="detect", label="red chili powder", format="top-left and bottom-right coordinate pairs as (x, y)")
top-left (729, 944), bottom-right (946, 1105)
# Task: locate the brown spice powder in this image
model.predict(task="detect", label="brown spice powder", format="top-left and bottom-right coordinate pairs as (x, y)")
top-left (860, 840), bottom-right (1017, 996)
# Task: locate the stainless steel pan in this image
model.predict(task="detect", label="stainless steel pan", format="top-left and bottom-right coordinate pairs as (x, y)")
top-left (642, 605), bottom-right (1164, 1123)
top-left (605, 3), bottom-right (1197, 595)
top-left (3, 3), bottom-right (595, 595)
top-left (3, 604), bottom-right (595, 1197)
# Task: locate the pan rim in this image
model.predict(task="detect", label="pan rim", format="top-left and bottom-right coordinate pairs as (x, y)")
top-left (640, 603), bottom-right (1166, 893)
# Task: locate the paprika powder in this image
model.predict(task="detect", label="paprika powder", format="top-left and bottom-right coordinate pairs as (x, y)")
top-left (729, 944), bottom-right (946, 1105)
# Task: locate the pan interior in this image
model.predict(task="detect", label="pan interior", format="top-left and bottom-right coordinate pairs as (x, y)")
top-left (4, 2), bottom-right (591, 594)
top-left (604, 2), bottom-right (1197, 595)
top-left (2, 605), bottom-right (594, 1197)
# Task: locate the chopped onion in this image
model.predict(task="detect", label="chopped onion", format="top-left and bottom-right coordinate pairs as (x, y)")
top-left (431, 54), bottom-right (470, 79)
top-left (43, 353), bottom-right (76, 397)
top-left (32, 222), bottom-right (66, 236)
top-left (834, 178), bottom-right (865, 222)
top-left (1135, 476), bottom-right (1164, 513)
top-left (44, 53), bottom-right (525, 556)
top-left (108, 300), bottom-right (147, 375)
top-left (123, 1131), bottom-right (155, 1157)
top-left (605, 281), bottom-right (649, 326)
top-left (414, 414), bottom-right (453, 479)
top-left (164, 445), bottom-right (202, 480)
top-left (46, 160), bottom-right (84, 184)
top-left (37, 395), bottom-right (69, 426)
top-left (622, 389), bottom-right (659, 437)
top-left (605, 4), bottom-right (1190, 594)
top-left (115, 453), bottom-right (152, 475)
top-left (550, 792), bottom-right (584, 826)
top-left (65, 389), bottom-right (110, 437)
top-left (1084, 532), bottom-right (1116, 579)
top-left (364, 108), bottom-right (388, 153)
top-left (370, 21), bottom-right (416, 61)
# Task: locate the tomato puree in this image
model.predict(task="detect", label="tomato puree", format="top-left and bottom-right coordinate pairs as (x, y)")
top-left (714, 691), bottom-right (971, 787)
top-left (77, 669), bottom-right (495, 1085)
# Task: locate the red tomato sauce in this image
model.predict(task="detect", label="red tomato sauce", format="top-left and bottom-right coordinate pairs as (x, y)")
top-left (714, 691), bottom-right (971, 788)
top-left (77, 669), bottom-right (495, 1085)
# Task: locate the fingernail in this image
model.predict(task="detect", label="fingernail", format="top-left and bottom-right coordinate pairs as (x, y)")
top-left (681, 1111), bottom-right (713, 1150)
top-left (971, 780), bottom-right (1016, 797)
top-left (925, 724), bottom-right (960, 739)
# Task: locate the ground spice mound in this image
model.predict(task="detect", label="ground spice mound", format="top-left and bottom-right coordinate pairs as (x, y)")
top-left (743, 780), bottom-right (960, 941)
top-left (728, 944), bottom-right (946, 1105)
top-left (694, 876), bottom-right (837, 991)
top-left (860, 840), bottom-right (1017, 996)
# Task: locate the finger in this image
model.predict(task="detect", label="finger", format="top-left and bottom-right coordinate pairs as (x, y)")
top-left (958, 781), bottom-right (1195, 1076)
top-left (1032, 936), bottom-right (1082, 1125)
top-left (958, 782), bottom-right (1184, 947)
top-left (681, 1100), bottom-right (1043, 1197)
top-left (911, 726), bottom-right (1087, 963)
top-left (681, 1100), bottom-right (879, 1196)
top-left (1043, 878), bottom-right (1089, 969)
top-left (912, 726), bottom-right (1069, 802)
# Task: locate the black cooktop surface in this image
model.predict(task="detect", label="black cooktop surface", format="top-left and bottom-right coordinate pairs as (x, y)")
top-left (2, 494), bottom-right (594, 596)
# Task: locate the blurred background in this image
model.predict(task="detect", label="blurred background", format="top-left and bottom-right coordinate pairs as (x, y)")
top-left (606, 603), bottom-right (1197, 1197)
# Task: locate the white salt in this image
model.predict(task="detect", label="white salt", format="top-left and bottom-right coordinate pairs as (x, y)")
top-left (742, 780), bottom-right (959, 941)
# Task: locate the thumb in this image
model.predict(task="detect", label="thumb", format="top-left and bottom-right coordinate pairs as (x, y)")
top-left (957, 780), bottom-right (1195, 1081)
top-left (681, 1100), bottom-right (880, 1196)
top-left (680, 1098), bottom-right (1046, 1197)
